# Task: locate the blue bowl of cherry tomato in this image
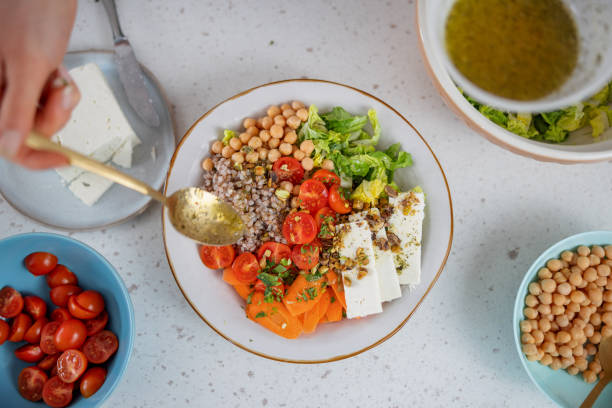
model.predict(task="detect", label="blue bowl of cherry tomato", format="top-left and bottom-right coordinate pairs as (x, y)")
top-left (0, 233), bottom-right (134, 407)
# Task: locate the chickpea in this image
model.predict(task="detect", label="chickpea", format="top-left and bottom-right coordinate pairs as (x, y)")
top-left (588, 288), bottom-right (603, 306)
top-left (279, 181), bottom-right (293, 192)
top-left (570, 325), bottom-right (585, 341)
top-left (300, 139), bottom-right (315, 156)
top-left (586, 343), bottom-right (597, 356)
top-left (577, 246), bottom-right (591, 257)
top-left (270, 124), bottom-right (284, 139)
top-left (522, 333), bottom-right (535, 344)
top-left (552, 304), bottom-right (565, 315)
top-left (538, 292), bottom-right (552, 305)
top-left (268, 137), bottom-right (280, 149)
top-left (301, 157), bottom-right (314, 171)
top-left (286, 115), bottom-right (301, 129)
top-left (589, 360), bottom-right (602, 374)
top-left (538, 267), bottom-right (553, 279)
top-left (291, 100), bottom-right (305, 110)
top-left (597, 264), bottom-right (611, 277)
top-left (591, 332), bottom-right (602, 345)
top-left (553, 272), bottom-right (567, 284)
top-left (542, 341), bottom-right (556, 354)
top-left (273, 115), bottom-right (286, 127)
top-left (231, 151), bottom-right (244, 164)
top-left (605, 245), bottom-right (612, 260)
top-left (573, 345), bottom-right (585, 357)
top-left (201, 158), bottom-right (214, 171)
top-left (556, 314), bottom-right (569, 328)
top-left (602, 312), bottom-right (612, 326)
top-left (532, 330), bottom-right (544, 344)
top-left (541, 354), bottom-right (553, 366)
top-left (246, 126), bottom-right (258, 137)
top-left (604, 292), bottom-right (612, 303)
top-left (322, 159), bottom-right (334, 171)
top-left (571, 291), bottom-right (586, 304)
top-left (547, 259), bottom-right (563, 272)
top-left (245, 151), bottom-right (259, 163)
top-left (211, 140), bottom-right (223, 154)
top-left (577, 256), bottom-right (590, 271)
top-left (573, 318), bottom-right (587, 329)
top-left (584, 268), bottom-right (598, 283)
top-left (256, 117), bottom-right (264, 129)
top-left (602, 324), bottom-right (612, 338)
top-left (569, 270), bottom-right (583, 286)
top-left (552, 293), bottom-right (566, 306)
top-left (239, 132), bottom-right (251, 144)
top-left (584, 370), bottom-right (598, 383)
top-left (529, 282), bottom-right (543, 296)
top-left (284, 131), bottom-right (298, 144)
top-left (539, 318), bottom-right (552, 332)
top-left (550, 358), bottom-right (562, 370)
top-left (524, 294), bottom-right (538, 308)
top-left (568, 302), bottom-right (581, 313)
top-left (290, 197), bottom-right (300, 208)
top-left (267, 105), bottom-right (281, 118)
top-left (282, 108), bottom-right (295, 119)
top-left (523, 343), bottom-right (538, 355)
top-left (248, 136), bottom-right (263, 150)
top-left (221, 145), bottom-right (235, 158)
top-left (556, 331), bottom-right (571, 344)
top-left (558, 345), bottom-right (572, 358)
top-left (229, 137), bottom-right (242, 150)
top-left (605, 302), bottom-right (612, 312)
top-left (537, 304), bottom-right (552, 315)
top-left (258, 148), bottom-right (268, 160)
top-left (267, 149), bottom-right (281, 163)
top-left (567, 366), bottom-right (580, 375)
top-left (259, 130), bottom-right (271, 143)
top-left (261, 116), bottom-right (273, 130)
top-left (591, 245), bottom-right (605, 259)
top-left (557, 282), bottom-right (572, 296)
top-left (293, 149), bottom-right (306, 161)
top-left (561, 250), bottom-right (575, 263)
top-left (279, 143), bottom-right (293, 156)
top-left (243, 118), bottom-right (256, 129)
top-left (296, 108), bottom-right (309, 121)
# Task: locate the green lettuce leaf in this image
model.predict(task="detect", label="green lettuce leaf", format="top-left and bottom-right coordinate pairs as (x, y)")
top-left (222, 129), bottom-right (235, 145)
top-left (556, 104), bottom-right (586, 132)
top-left (320, 107), bottom-right (367, 134)
top-left (479, 106), bottom-right (508, 127)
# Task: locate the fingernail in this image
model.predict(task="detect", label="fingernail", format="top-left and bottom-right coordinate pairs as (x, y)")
top-left (0, 130), bottom-right (22, 157)
top-left (52, 65), bottom-right (71, 89)
top-left (62, 85), bottom-right (76, 110)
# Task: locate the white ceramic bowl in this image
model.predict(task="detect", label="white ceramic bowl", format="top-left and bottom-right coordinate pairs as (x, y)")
top-left (162, 80), bottom-right (453, 363)
top-left (417, 0), bottom-right (612, 164)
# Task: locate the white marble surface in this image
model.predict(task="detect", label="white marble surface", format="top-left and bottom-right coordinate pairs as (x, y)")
top-left (1, 0), bottom-right (611, 406)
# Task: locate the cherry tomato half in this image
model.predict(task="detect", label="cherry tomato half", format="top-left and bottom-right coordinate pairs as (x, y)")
top-left (79, 367), bottom-right (107, 398)
top-left (57, 349), bottom-right (88, 383)
top-left (40, 321), bottom-right (61, 355)
top-left (38, 353), bottom-right (61, 372)
top-left (231, 252), bottom-right (260, 284)
top-left (50, 308), bottom-right (72, 322)
top-left (83, 330), bottom-right (119, 364)
top-left (50, 285), bottom-right (82, 308)
top-left (46, 265), bottom-right (78, 288)
top-left (15, 344), bottom-right (45, 363)
top-left (24, 295), bottom-right (47, 320)
top-left (198, 245), bottom-right (236, 269)
top-left (42, 375), bottom-right (74, 408)
top-left (0, 319), bottom-right (9, 345)
top-left (282, 211), bottom-right (317, 245)
top-left (256, 242), bottom-right (292, 264)
top-left (0, 286), bottom-right (24, 318)
top-left (84, 310), bottom-right (109, 336)
top-left (72, 290), bottom-right (105, 318)
top-left (312, 169), bottom-right (340, 188)
top-left (298, 179), bottom-right (328, 213)
top-left (9, 313), bottom-right (33, 342)
top-left (54, 319), bottom-right (87, 351)
top-left (315, 207), bottom-right (337, 239)
top-left (328, 184), bottom-right (352, 214)
top-left (24, 252), bottom-right (58, 276)
top-left (24, 317), bottom-right (49, 344)
top-left (272, 157), bottom-right (304, 184)
top-left (291, 242), bottom-right (320, 271)
top-left (18, 366), bottom-right (48, 402)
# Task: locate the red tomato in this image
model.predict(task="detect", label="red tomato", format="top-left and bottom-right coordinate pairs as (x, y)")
top-left (79, 367), bottom-right (107, 398)
top-left (0, 286), bottom-right (24, 318)
top-left (312, 169), bottom-right (341, 188)
top-left (231, 253), bottom-right (260, 284)
top-left (84, 310), bottom-right (108, 336)
top-left (298, 179), bottom-right (328, 213)
top-left (57, 349), bottom-right (88, 383)
top-left (24, 295), bottom-right (47, 320)
top-left (40, 321), bottom-right (61, 354)
top-left (15, 344), bottom-right (45, 363)
top-left (315, 207), bottom-right (337, 239)
top-left (9, 313), bottom-right (33, 342)
top-left (256, 242), bottom-right (292, 264)
top-left (328, 184), bottom-right (352, 214)
top-left (50, 308), bottom-right (72, 322)
top-left (67, 296), bottom-right (97, 319)
top-left (46, 265), bottom-right (78, 288)
top-left (24, 252), bottom-right (58, 276)
top-left (38, 353), bottom-right (61, 371)
top-left (42, 376), bottom-right (74, 408)
top-left (0, 319), bottom-right (9, 345)
top-left (50, 285), bottom-right (82, 308)
top-left (72, 290), bottom-right (105, 318)
top-left (291, 242), bottom-right (320, 270)
top-left (24, 317), bottom-right (49, 344)
top-left (18, 366), bottom-right (48, 402)
top-left (199, 245), bottom-right (236, 269)
top-left (272, 157), bottom-right (304, 184)
top-left (282, 211), bottom-right (317, 245)
top-left (83, 330), bottom-right (119, 364)
top-left (54, 319), bottom-right (87, 351)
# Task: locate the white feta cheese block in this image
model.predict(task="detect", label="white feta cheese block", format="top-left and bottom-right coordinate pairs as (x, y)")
top-left (55, 135), bottom-right (125, 184)
top-left (349, 208), bottom-right (402, 302)
top-left (387, 191), bottom-right (425, 285)
top-left (68, 172), bottom-right (114, 207)
top-left (336, 221), bottom-right (382, 319)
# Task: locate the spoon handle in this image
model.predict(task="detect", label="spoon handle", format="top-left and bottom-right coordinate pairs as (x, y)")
top-left (580, 373), bottom-right (612, 408)
top-left (26, 132), bottom-right (166, 203)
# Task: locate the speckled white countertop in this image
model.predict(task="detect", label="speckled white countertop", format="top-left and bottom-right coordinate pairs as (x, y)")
top-left (2, 1), bottom-right (611, 407)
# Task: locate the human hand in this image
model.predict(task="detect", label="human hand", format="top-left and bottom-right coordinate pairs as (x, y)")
top-left (0, 0), bottom-right (79, 169)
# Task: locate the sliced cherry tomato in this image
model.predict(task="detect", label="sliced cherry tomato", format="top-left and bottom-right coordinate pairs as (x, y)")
top-left (50, 308), bottom-right (71, 322)
top-left (15, 344), bottom-right (45, 363)
top-left (46, 265), bottom-right (78, 288)
top-left (72, 290), bottom-right (105, 318)
top-left (38, 353), bottom-right (61, 371)
top-left (291, 242), bottom-right (320, 270)
top-left (40, 321), bottom-right (61, 355)
top-left (282, 211), bottom-right (317, 244)
top-left (24, 295), bottom-right (47, 320)
top-left (298, 179), bottom-right (328, 213)
top-left (42, 375), bottom-right (74, 408)
top-left (50, 285), bottom-right (82, 308)
top-left (24, 317), bottom-right (49, 344)
top-left (0, 286), bottom-right (24, 318)
top-left (231, 253), bottom-right (260, 284)
top-left (0, 319), bottom-right (9, 345)
top-left (83, 330), bottom-right (119, 364)
top-left (80, 366), bottom-right (107, 398)
top-left (9, 313), bottom-right (33, 342)
top-left (18, 366), bottom-right (48, 402)
top-left (312, 169), bottom-right (340, 188)
top-left (328, 184), bottom-right (352, 214)
top-left (57, 349), bottom-right (88, 383)
top-left (67, 295), bottom-right (97, 320)
top-left (315, 207), bottom-right (337, 239)
top-left (199, 245), bottom-right (236, 269)
top-left (84, 310), bottom-right (108, 336)
top-left (256, 242), bottom-right (292, 264)
top-left (272, 157), bottom-right (304, 184)
top-left (54, 319), bottom-right (87, 351)
top-left (24, 252), bottom-right (58, 276)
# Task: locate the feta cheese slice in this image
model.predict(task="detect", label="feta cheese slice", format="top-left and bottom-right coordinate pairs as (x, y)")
top-left (68, 172), bottom-right (114, 207)
top-left (387, 191), bottom-right (425, 285)
top-left (336, 221), bottom-right (382, 319)
top-left (349, 208), bottom-right (402, 302)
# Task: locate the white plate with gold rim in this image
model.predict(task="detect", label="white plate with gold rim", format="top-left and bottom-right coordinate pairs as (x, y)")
top-left (162, 79), bottom-right (453, 363)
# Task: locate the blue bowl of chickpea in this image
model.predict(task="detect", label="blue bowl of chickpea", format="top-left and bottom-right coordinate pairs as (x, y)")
top-left (514, 231), bottom-right (612, 408)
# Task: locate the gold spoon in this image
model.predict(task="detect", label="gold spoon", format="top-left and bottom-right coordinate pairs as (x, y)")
top-left (580, 336), bottom-right (612, 408)
top-left (26, 132), bottom-right (244, 246)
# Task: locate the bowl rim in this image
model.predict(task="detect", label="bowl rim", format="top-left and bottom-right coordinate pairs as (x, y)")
top-left (0, 231), bottom-right (135, 406)
top-left (415, 0), bottom-right (612, 164)
top-left (512, 230), bottom-right (612, 407)
top-left (161, 78), bottom-right (454, 364)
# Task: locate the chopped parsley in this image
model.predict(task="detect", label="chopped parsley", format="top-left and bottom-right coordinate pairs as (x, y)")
top-left (255, 312), bottom-right (266, 318)
top-left (246, 292), bottom-right (254, 305)
top-left (330, 296), bottom-right (336, 303)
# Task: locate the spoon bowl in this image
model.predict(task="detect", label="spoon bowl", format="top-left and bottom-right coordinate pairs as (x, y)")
top-left (580, 336), bottom-right (612, 408)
